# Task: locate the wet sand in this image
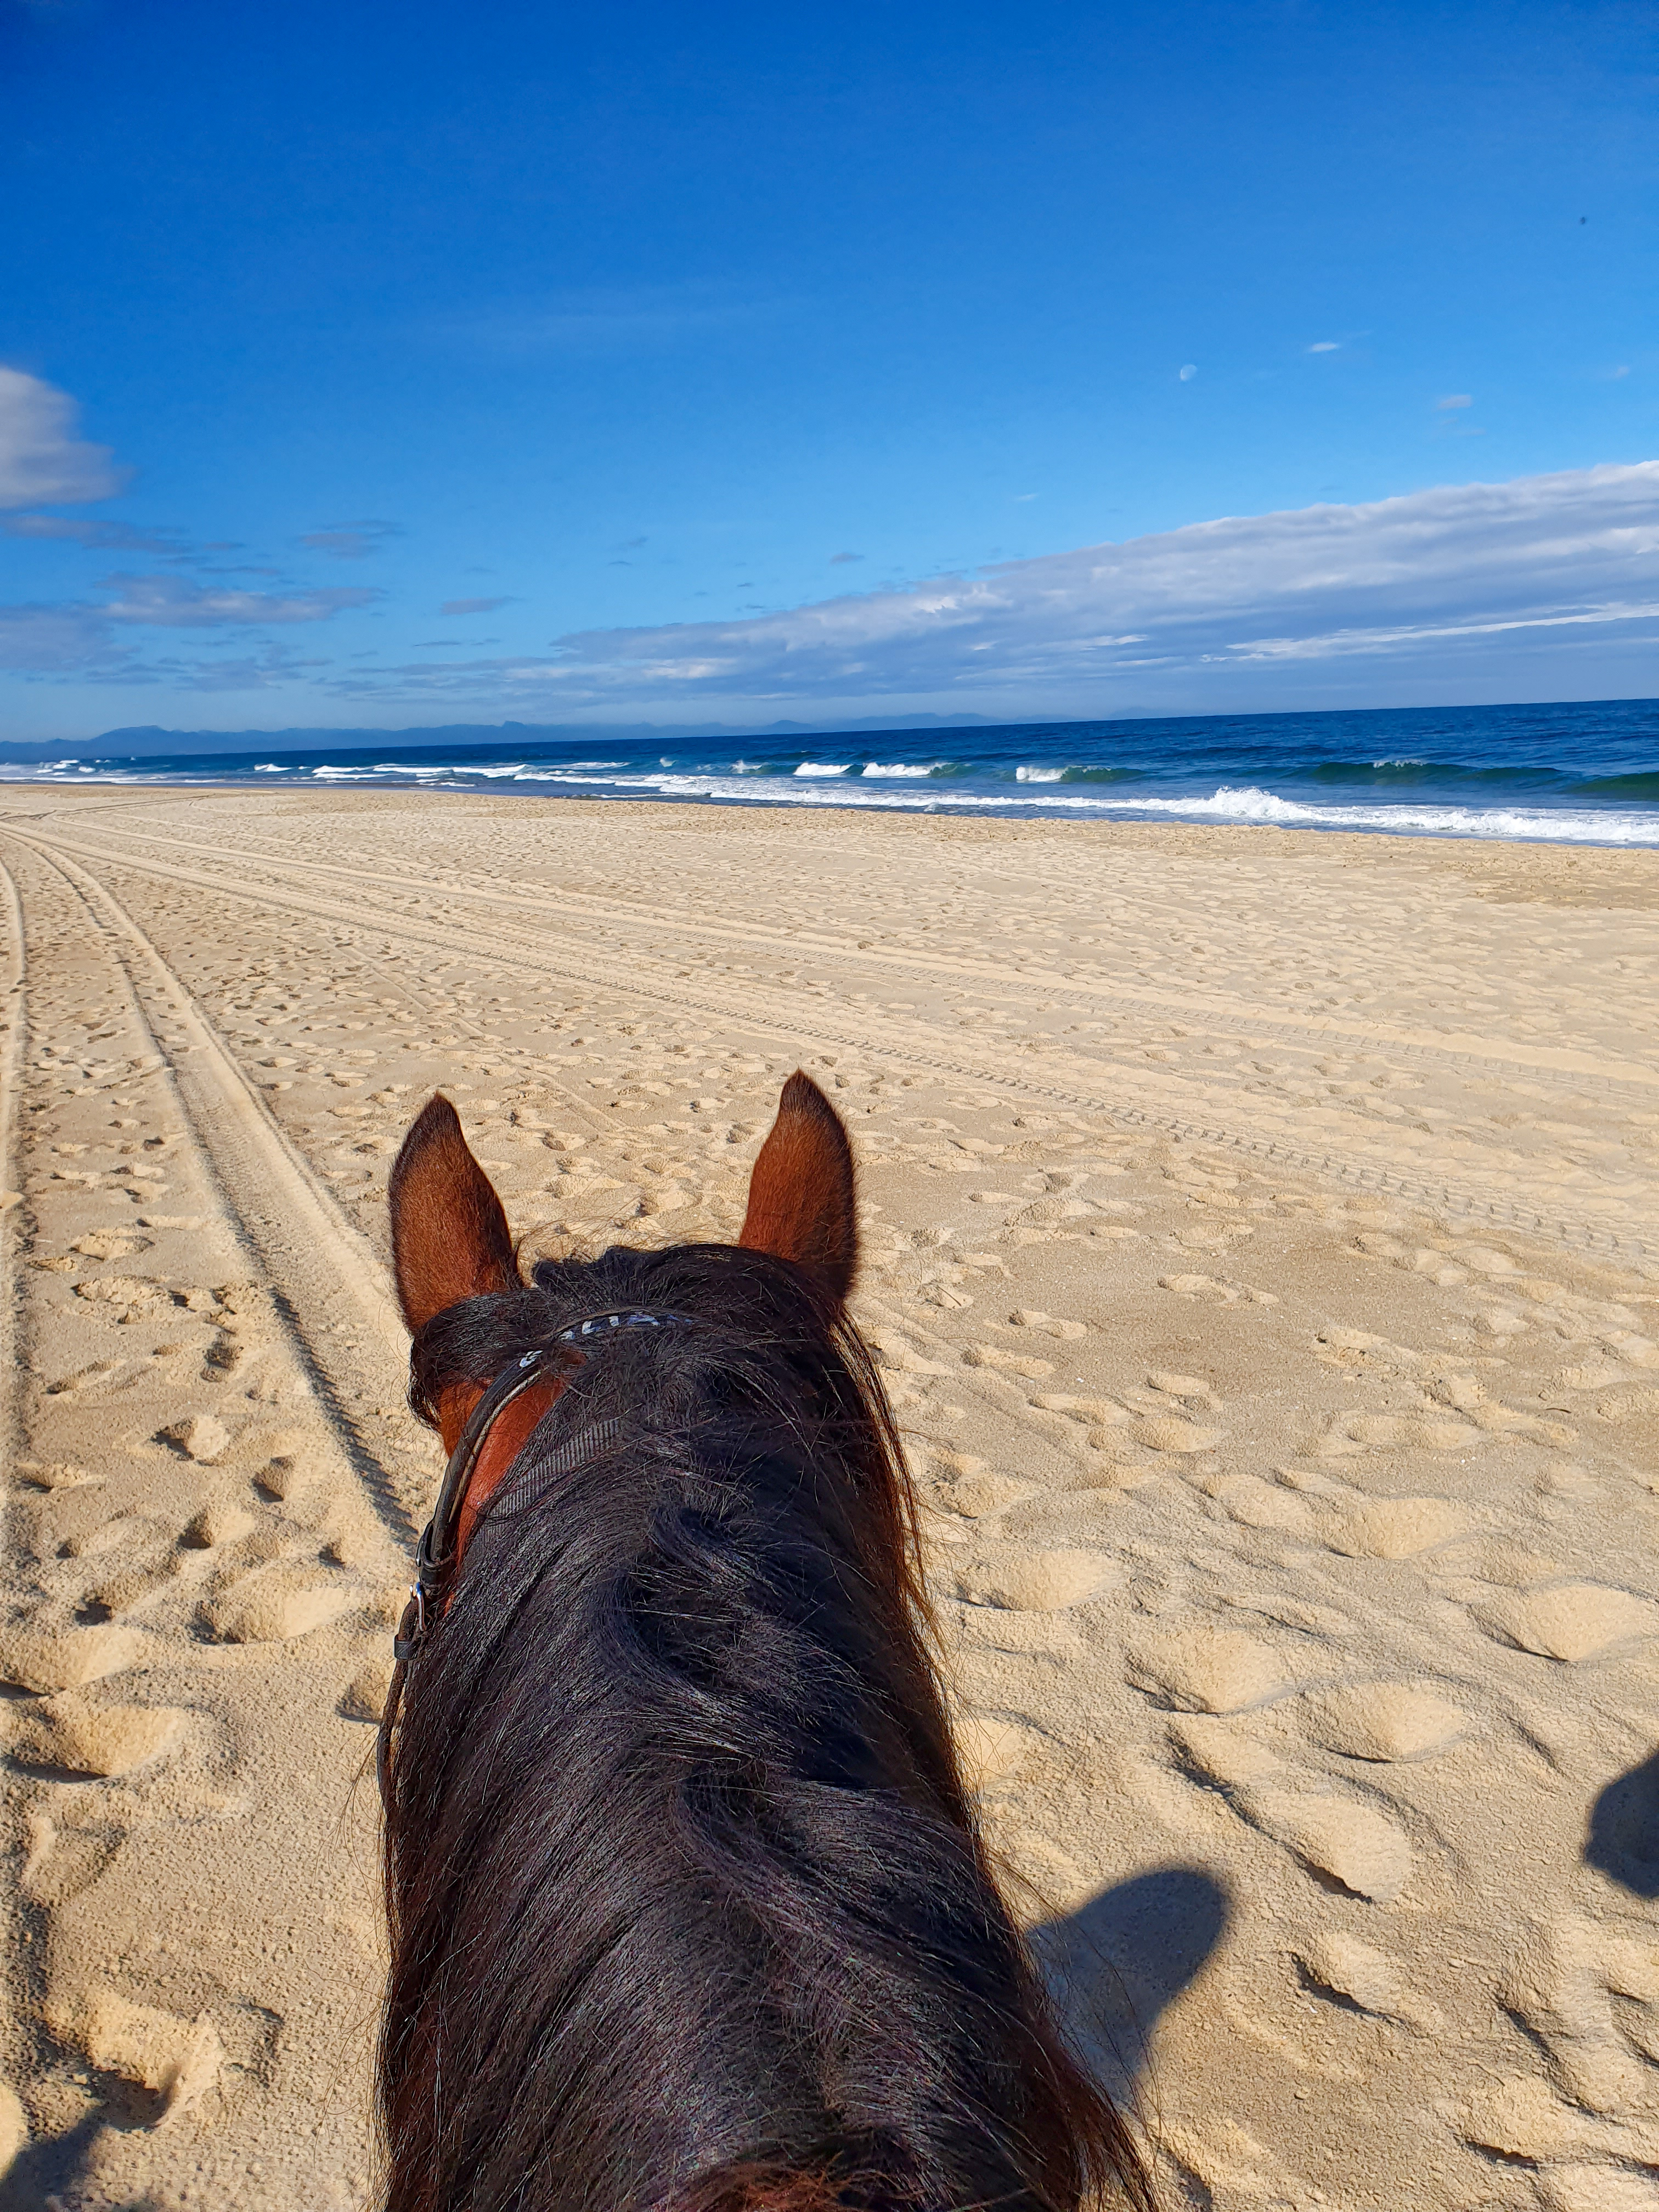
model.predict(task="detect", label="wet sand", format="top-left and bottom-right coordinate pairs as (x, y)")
top-left (3, 785), bottom-right (1658, 2212)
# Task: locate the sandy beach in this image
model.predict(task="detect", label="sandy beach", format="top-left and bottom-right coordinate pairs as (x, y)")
top-left (2, 784), bottom-right (1657, 2212)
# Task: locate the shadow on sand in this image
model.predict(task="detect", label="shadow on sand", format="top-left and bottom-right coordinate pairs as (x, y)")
top-left (1587, 1748), bottom-right (1659, 1897)
top-left (0, 2108), bottom-right (159, 2212)
top-left (1031, 1862), bottom-right (1229, 2106)
top-left (1, 1869), bottom-right (1228, 2205)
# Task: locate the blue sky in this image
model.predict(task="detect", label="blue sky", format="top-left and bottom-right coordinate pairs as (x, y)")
top-left (1, 0), bottom-right (1655, 739)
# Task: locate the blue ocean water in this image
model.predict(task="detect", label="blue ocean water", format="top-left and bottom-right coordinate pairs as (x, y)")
top-left (7, 697), bottom-right (1659, 845)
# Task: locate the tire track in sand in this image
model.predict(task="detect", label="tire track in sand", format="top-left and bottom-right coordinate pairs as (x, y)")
top-left (2, 834), bottom-right (419, 1543)
top-left (35, 810), bottom-right (1659, 1099)
top-left (0, 854), bottom-right (27, 1443)
top-left (14, 822), bottom-right (1654, 1269)
top-left (0, 857), bottom-right (35, 2152)
top-left (0, 836), bottom-right (399, 2209)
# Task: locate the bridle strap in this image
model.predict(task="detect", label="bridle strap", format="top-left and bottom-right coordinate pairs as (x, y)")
top-left (376, 1307), bottom-right (691, 1809)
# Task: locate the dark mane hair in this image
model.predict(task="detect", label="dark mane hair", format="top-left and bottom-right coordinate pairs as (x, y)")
top-left (379, 1241), bottom-right (1152, 2212)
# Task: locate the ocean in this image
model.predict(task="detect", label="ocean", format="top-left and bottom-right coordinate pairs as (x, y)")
top-left (8, 696), bottom-right (1659, 845)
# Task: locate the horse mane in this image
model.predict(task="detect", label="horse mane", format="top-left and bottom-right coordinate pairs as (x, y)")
top-left (379, 1240), bottom-right (1152, 2212)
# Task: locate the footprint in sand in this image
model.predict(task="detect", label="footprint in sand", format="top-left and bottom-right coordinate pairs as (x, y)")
top-left (1030, 1391), bottom-right (1130, 1426)
top-left (73, 1274), bottom-right (171, 1320)
top-left (14, 1458), bottom-right (100, 1491)
top-left (5, 1695), bottom-right (184, 1777)
top-left (62, 1528), bottom-right (182, 1618)
top-left (1132, 1414), bottom-right (1224, 1455)
top-left (1317, 1326), bottom-right (1419, 1366)
top-left (1204, 1473), bottom-right (1314, 1531)
top-left (1472, 1582), bottom-right (1659, 1663)
top-left (1497, 1914), bottom-right (1659, 2119)
top-left (252, 1452), bottom-right (310, 1504)
top-left (1167, 1713), bottom-right (1415, 1899)
top-left (1459, 2074), bottom-right (1601, 2169)
top-left (1537, 2168), bottom-right (1659, 2212)
top-left (1296, 1933), bottom-right (1441, 2028)
top-left (159, 1412), bottom-right (234, 1464)
top-left (21, 1809), bottom-right (127, 1910)
top-left (1438, 1535), bottom-right (1561, 1587)
top-left (44, 1989), bottom-right (223, 2122)
top-left (70, 1231), bottom-right (151, 1260)
top-left (1288, 1682), bottom-right (1471, 1762)
top-left (1147, 1369), bottom-right (1222, 1408)
top-left (339, 1656), bottom-right (396, 1722)
top-left (947, 1548), bottom-right (1119, 1611)
top-left (962, 1344), bottom-right (1054, 1380)
top-left (181, 1497), bottom-right (257, 1548)
top-left (929, 1466), bottom-right (1037, 1517)
top-left (1007, 1309), bottom-right (1087, 1340)
top-left (45, 1360), bottom-right (126, 1397)
top-left (1235, 1787), bottom-right (1414, 1903)
top-left (1324, 1496), bottom-right (1471, 1559)
top-left (199, 1566), bottom-right (362, 1643)
top-left (1158, 1272), bottom-right (1278, 1307)
top-left (1128, 1624), bottom-right (1295, 1714)
top-left (1169, 1713), bottom-right (1280, 1789)
top-left (1320, 1412), bottom-right (1483, 1454)
top-left (0, 1624), bottom-right (144, 1694)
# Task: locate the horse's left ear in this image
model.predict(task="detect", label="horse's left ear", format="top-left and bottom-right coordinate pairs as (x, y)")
top-left (388, 1092), bottom-right (520, 1334)
top-left (738, 1070), bottom-right (859, 1304)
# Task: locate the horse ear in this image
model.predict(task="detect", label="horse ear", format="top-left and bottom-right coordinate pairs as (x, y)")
top-left (388, 1092), bottom-right (519, 1334)
top-left (738, 1070), bottom-right (859, 1302)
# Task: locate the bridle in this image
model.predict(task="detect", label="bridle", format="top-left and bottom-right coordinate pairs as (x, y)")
top-left (376, 1306), bottom-right (692, 1807)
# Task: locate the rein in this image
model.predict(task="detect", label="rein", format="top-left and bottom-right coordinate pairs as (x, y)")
top-left (376, 1307), bottom-right (691, 1807)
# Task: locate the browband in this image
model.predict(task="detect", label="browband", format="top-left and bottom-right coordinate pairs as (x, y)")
top-left (397, 1307), bottom-right (692, 1662)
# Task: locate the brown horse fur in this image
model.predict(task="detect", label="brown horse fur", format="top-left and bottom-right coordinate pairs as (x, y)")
top-left (379, 1069), bottom-right (1152, 2212)
top-left (737, 1069), bottom-right (859, 1304)
top-left (388, 1091), bottom-right (518, 1334)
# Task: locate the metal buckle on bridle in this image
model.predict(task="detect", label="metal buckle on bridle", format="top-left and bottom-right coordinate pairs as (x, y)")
top-left (376, 1307), bottom-right (690, 1807)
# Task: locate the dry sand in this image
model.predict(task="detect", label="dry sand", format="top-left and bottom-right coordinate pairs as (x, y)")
top-left (2, 786), bottom-right (1658, 2212)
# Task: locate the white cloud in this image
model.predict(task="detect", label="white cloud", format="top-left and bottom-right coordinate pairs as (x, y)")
top-left (98, 574), bottom-right (380, 626)
top-left (506, 461), bottom-right (1659, 705)
top-left (1436, 394), bottom-right (1474, 410)
top-left (0, 568), bottom-right (380, 684)
top-left (1307, 341), bottom-right (1341, 353)
top-left (0, 366), bottom-right (126, 508)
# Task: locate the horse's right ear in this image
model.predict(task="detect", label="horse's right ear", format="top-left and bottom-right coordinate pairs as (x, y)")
top-left (388, 1093), bottom-right (519, 1335)
top-left (738, 1070), bottom-right (859, 1304)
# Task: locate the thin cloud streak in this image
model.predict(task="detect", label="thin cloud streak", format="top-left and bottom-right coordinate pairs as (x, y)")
top-left (301, 520), bottom-right (402, 557)
top-left (2, 514), bottom-right (186, 554)
top-left (438, 286), bottom-right (780, 359)
top-left (98, 574), bottom-right (381, 627)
